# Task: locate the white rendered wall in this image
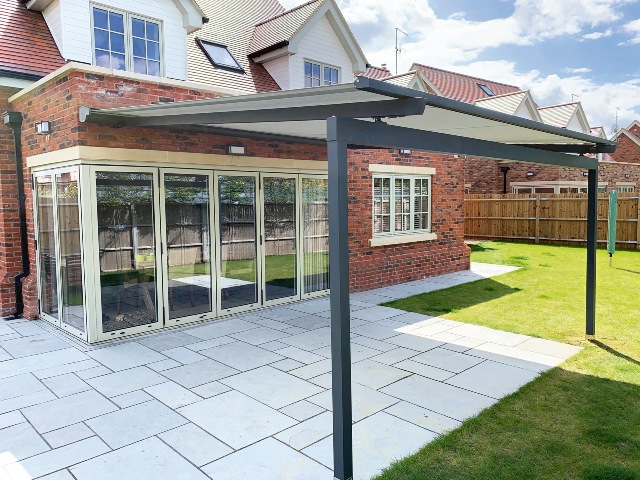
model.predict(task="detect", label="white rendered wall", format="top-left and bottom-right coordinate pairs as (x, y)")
top-left (567, 112), bottom-right (588, 133)
top-left (263, 54), bottom-right (290, 90)
top-left (43, 0), bottom-right (63, 54)
top-left (46, 0), bottom-right (188, 80)
top-left (515, 100), bottom-right (536, 121)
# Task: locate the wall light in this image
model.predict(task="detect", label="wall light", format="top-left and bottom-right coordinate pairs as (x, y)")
top-left (582, 172), bottom-right (589, 177)
top-left (625, 173), bottom-right (631, 178)
top-left (35, 121), bottom-right (51, 135)
top-left (227, 145), bottom-right (246, 155)
top-left (526, 171), bottom-right (535, 177)
top-left (399, 149), bottom-right (412, 155)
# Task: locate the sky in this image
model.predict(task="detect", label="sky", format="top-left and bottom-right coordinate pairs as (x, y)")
top-left (280, 0), bottom-right (640, 135)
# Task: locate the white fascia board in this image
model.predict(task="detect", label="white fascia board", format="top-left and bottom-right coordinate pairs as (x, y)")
top-left (288, 0), bottom-right (368, 73)
top-left (252, 46), bottom-right (292, 64)
top-left (170, 0), bottom-right (204, 33)
top-left (612, 129), bottom-right (640, 147)
top-left (574, 104), bottom-right (591, 134)
top-left (415, 70), bottom-right (443, 96)
top-left (0, 76), bottom-right (36, 89)
top-left (25, 0), bottom-right (54, 11)
top-left (522, 93), bottom-right (543, 123)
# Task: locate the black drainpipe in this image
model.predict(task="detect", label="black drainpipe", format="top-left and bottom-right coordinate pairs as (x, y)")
top-left (500, 166), bottom-right (510, 194)
top-left (3, 111), bottom-right (29, 318)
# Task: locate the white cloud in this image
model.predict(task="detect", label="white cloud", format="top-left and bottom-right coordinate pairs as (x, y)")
top-left (582, 29), bottom-right (613, 40)
top-left (562, 67), bottom-right (593, 73)
top-left (623, 18), bottom-right (640, 44)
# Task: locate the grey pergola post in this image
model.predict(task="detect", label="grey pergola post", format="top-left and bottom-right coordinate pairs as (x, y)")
top-left (327, 116), bottom-right (353, 480)
top-left (586, 167), bottom-right (598, 336)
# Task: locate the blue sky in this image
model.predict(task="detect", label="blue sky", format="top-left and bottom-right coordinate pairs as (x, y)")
top-left (280, 0), bottom-right (640, 135)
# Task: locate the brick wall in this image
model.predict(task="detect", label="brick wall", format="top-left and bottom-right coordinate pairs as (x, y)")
top-left (8, 68), bottom-right (469, 316)
top-left (611, 129), bottom-right (640, 165)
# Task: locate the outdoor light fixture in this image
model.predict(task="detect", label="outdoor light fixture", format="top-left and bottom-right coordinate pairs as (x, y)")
top-left (583, 172), bottom-right (589, 177)
top-left (227, 145), bottom-right (246, 155)
top-left (625, 174), bottom-right (631, 178)
top-left (399, 149), bottom-right (412, 155)
top-left (35, 121), bottom-right (51, 135)
top-left (526, 171), bottom-right (535, 177)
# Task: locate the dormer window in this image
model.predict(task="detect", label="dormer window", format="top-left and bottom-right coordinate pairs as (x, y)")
top-left (304, 61), bottom-right (340, 88)
top-left (478, 84), bottom-right (495, 96)
top-left (197, 39), bottom-right (244, 73)
top-left (92, 5), bottom-right (162, 76)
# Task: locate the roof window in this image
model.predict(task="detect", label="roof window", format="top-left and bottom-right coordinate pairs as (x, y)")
top-left (197, 38), bottom-right (244, 73)
top-left (478, 84), bottom-right (495, 96)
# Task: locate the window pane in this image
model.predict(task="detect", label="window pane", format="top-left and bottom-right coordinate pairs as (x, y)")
top-left (324, 66), bottom-right (331, 85)
top-left (133, 38), bottom-right (146, 57)
top-left (146, 22), bottom-right (159, 42)
top-left (132, 18), bottom-right (145, 38)
top-left (109, 12), bottom-right (124, 32)
top-left (312, 63), bottom-right (320, 78)
top-left (312, 78), bottom-right (320, 87)
top-left (203, 43), bottom-right (239, 68)
top-left (95, 50), bottom-right (110, 68)
top-left (93, 8), bottom-right (108, 29)
top-left (147, 41), bottom-right (160, 61)
top-left (304, 77), bottom-right (313, 88)
top-left (331, 68), bottom-right (338, 84)
top-left (36, 176), bottom-right (58, 319)
top-left (94, 28), bottom-right (109, 50)
top-left (304, 61), bottom-right (312, 77)
top-left (110, 32), bottom-right (125, 53)
top-left (302, 177), bottom-right (329, 293)
top-left (148, 61), bottom-right (160, 76)
top-left (133, 57), bottom-right (147, 74)
top-left (111, 53), bottom-right (125, 70)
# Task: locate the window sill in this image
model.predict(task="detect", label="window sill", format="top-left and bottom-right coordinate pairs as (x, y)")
top-left (369, 232), bottom-right (437, 247)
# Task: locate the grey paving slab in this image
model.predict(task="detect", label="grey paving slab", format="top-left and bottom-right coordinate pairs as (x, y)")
top-left (288, 359), bottom-right (332, 380)
top-left (202, 437), bottom-right (332, 480)
top-left (446, 360), bottom-right (540, 399)
top-left (0, 348), bottom-right (88, 380)
top-left (32, 360), bottom-right (102, 380)
top-left (409, 322), bottom-right (458, 337)
top-left (446, 323), bottom-right (530, 347)
top-left (0, 373), bottom-right (46, 402)
top-left (394, 360), bottom-right (455, 381)
top-left (146, 359), bottom-right (182, 371)
top-left (42, 423), bottom-right (95, 449)
top-left (256, 307), bottom-right (308, 322)
top-left (21, 390), bottom-right (117, 433)
top-left (274, 411), bottom-right (333, 449)
top-left (6, 322), bottom-right (45, 337)
top-left (467, 342), bottom-right (563, 372)
top-left (350, 306), bottom-right (406, 321)
top-left (70, 437), bottom-right (209, 480)
top-left (190, 381), bottom-right (231, 398)
top-left (38, 470), bottom-right (75, 480)
top-left (385, 401), bottom-right (461, 435)
top-left (87, 343), bottom-right (168, 371)
top-left (0, 422), bottom-right (50, 463)
top-left (387, 334), bottom-right (445, 352)
top-left (278, 327), bottom-right (331, 351)
top-left (412, 348), bottom-right (485, 374)
top-left (42, 373), bottom-right (91, 398)
top-left (313, 342), bottom-right (381, 363)
top-left (280, 314), bottom-right (330, 330)
top-left (110, 390), bottom-right (154, 408)
top-left (183, 336), bottom-right (236, 351)
top-left (144, 381), bottom-right (202, 409)
top-left (250, 339), bottom-right (290, 351)
top-left (304, 412), bottom-right (437, 480)
top-left (199, 341), bottom-right (284, 371)
top-left (280, 325), bottom-right (308, 335)
top-left (135, 332), bottom-right (201, 352)
top-left (0, 334), bottom-right (70, 359)
top-left (307, 383), bottom-right (399, 422)
top-left (369, 347), bottom-right (420, 366)
top-left (351, 323), bottom-right (402, 341)
top-left (178, 390), bottom-right (297, 449)
top-left (86, 366), bottom-right (166, 397)
top-left (0, 411), bottom-right (25, 430)
top-left (271, 358), bottom-right (304, 371)
top-left (279, 400), bottom-right (325, 422)
top-left (307, 373), bottom-right (331, 389)
top-left (440, 336), bottom-right (486, 353)
top-left (86, 400), bottom-right (188, 449)
top-left (287, 300), bottom-right (330, 314)
top-left (0, 390), bottom-right (57, 415)
top-left (350, 335), bottom-right (397, 352)
top-left (381, 374), bottom-right (495, 421)
top-left (160, 346), bottom-right (207, 364)
top-left (229, 326), bottom-right (291, 345)
top-left (274, 345), bottom-right (327, 364)
top-left (158, 359), bottom-right (239, 389)
top-left (158, 423), bottom-right (232, 467)
top-left (220, 366), bottom-right (324, 409)
top-left (516, 337), bottom-right (582, 358)
top-left (75, 366), bottom-right (113, 380)
top-left (5, 436), bottom-right (109, 479)
top-left (351, 359), bottom-right (412, 390)
top-left (185, 319), bottom-right (258, 340)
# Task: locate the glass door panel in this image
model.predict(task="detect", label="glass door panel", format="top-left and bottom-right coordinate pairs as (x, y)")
top-left (218, 175), bottom-right (259, 311)
top-left (56, 171), bottom-right (85, 333)
top-left (164, 173), bottom-right (213, 322)
top-left (263, 176), bottom-right (298, 302)
top-left (35, 176), bottom-right (59, 320)
top-left (96, 172), bottom-right (159, 333)
top-left (302, 177), bottom-right (329, 294)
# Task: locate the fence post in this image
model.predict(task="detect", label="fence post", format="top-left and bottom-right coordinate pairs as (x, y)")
top-left (535, 196), bottom-right (540, 243)
top-left (637, 196), bottom-right (640, 250)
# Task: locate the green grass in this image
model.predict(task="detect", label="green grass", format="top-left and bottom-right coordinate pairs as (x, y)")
top-left (375, 242), bottom-right (640, 480)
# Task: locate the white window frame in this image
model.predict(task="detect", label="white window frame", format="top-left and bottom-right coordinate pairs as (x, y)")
top-left (91, 3), bottom-right (164, 77)
top-left (304, 60), bottom-right (341, 87)
top-left (372, 173), bottom-right (432, 239)
top-left (617, 184), bottom-right (635, 193)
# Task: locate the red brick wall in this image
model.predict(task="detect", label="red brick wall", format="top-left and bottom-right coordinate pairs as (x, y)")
top-left (611, 130), bottom-right (640, 165)
top-left (8, 69), bottom-right (469, 316)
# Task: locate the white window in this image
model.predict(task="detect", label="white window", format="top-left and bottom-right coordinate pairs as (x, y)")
top-left (617, 184), bottom-right (635, 193)
top-left (304, 61), bottom-right (340, 87)
top-left (92, 5), bottom-right (162, 76)
top-left (372, 175), bottom-right (431, 236)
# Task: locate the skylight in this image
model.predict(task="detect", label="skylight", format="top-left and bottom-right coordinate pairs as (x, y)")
top-left (197, 38), bottom-right (244, 73)
top-left (478, 84), bottom-right (495, 96)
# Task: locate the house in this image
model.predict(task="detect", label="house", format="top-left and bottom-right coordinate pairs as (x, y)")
top-left (0, 0), bottom-right (469, 342)
top-left (365, 63), bottom-right (640, 194)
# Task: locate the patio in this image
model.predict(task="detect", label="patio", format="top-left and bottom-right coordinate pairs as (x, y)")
top-left (0, 263), bottom-right (581, 480)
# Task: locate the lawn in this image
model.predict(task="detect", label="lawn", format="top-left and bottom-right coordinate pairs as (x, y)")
top-left (375, 241), bottom-right (640, 480)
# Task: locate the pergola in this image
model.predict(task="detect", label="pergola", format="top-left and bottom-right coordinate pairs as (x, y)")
top-left (80, 77), bottom-right (616, 480)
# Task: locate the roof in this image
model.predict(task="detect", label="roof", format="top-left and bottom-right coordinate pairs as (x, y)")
top-left (538, 103), bottom-right (580, 128)
top-left (380, 70), bottom-right (441, 95)
top-left (590, 126), bottom-right (606, 139)
top-left (187, 0), bottom-right (283, 94)
top-left (0, 0), bottom-right (64, 78)
top-left (249, 0), bottom-right (324, 55)
top-left (412, 63), bottom-right (521, 104)
top-left (363, 65), bottom-right (392, 80)
top-left (475, 91), bottom-right (529, 115)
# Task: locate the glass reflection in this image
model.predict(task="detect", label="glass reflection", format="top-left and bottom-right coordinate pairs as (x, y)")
top-left (36, 176), bottom-right (58, 318)
top-left (302, 178), bottom-right (329, 293)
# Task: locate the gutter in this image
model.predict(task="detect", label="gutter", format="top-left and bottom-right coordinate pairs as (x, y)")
top-left (248, 40), bottom-right (290, 59)
top-left (2, 112), bottom-right (29, 318)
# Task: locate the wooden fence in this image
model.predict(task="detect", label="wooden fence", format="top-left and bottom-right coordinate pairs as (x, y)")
top-left (465, 193), bottom-right (640, 249)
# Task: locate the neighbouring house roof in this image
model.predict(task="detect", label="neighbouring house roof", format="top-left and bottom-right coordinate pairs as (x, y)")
top-left (380, 70), bottom-right (442, 95)
top-left (590, 126), bottom-right (606, 139)
top-left (0, 0), bottom-right (64, 78)
top-left (475, 90), bottom-right (542, 122)
top-left (538, 102), bottom-right (590, 133)
top-left (187, 0), bottom-right (283, 94)
top-left (411, 63), bottom-right (521, 103)
top-left (363, 65), bottom-right (392, 79)
top-left (611, 120), bottom-right (640, 143)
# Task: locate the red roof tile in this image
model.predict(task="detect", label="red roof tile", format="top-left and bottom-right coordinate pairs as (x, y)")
top-left (412, 63), bottom-right (520, 104)
top-left (362, 65), bottom-right (391, 80)
top-left (0, 0), bottom-right (65, 77)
